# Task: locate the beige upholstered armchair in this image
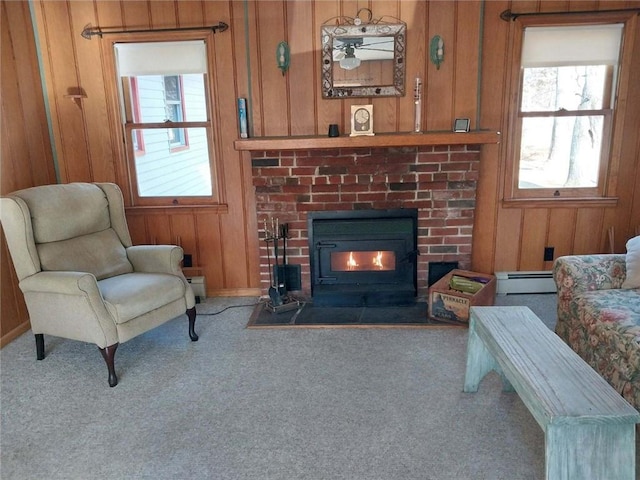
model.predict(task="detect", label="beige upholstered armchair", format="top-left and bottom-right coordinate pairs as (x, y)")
top-left (0, 182), bottom-right (197, 387)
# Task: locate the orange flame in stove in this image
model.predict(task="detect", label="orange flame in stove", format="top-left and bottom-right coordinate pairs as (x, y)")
top-left (373, 251), bottom-right (384, 269)
top-left (347, 252), bottom-right (358, 270)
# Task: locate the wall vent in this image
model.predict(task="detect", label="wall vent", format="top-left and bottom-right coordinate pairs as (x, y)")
top-left (495, 271), bottom-right (556, 295)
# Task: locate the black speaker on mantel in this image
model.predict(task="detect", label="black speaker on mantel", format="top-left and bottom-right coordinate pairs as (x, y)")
top-left (428, 261), bottom-right (459, 286)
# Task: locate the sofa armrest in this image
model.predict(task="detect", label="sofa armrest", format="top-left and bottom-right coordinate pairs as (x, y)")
top-left (18, 271), bottom-right (118, 347)
top-left (553, 254), bottom-right (627, 298)
top-left (126, 245), bottom-right (183, 275)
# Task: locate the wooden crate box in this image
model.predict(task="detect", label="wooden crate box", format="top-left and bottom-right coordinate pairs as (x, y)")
top-left (428, 269), bottom-right (497, 324)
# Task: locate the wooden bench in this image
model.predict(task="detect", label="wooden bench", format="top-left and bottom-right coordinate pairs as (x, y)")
top-left (463, 306), bottom-right (640, 480)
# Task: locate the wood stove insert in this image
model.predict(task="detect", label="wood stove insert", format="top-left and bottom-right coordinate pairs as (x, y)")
top-left (308, 209), bottom-right (418, 307)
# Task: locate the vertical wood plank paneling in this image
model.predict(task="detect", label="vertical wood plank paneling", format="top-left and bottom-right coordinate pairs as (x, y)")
top-left (126, 214), bottom-right (148, 245)
top-left (519, 208), bottom-right (549, 270)
top-left (121, 1), bottom-right (149, 30)
top-left (604, 15), bottom-right (640, 249)
top-left (471, 0), bottom-right (510, 273)
top-left (33, 1), bottom-right (91, 183)
top-left (287, 1), bottom-right (316, 135)
top-left (370, 1), bottom-right (399, 133)
top-left (337, 0), bottom-right (362, 132)
top-left (568, 1), bottom-right (599, 10)
top-left (256, 1), bottom-right (289, 136)
top-left (149, 1), bottom-right (177, 28)
top-left (170, 214), bottom-right (198, 264)
top-left (425, 2), bottom-right (455, 130)
top-left (195, 212), bottom-right (226, 291)
top-left (493, 208), bottom-right (523, 271)
top-left (315, 0), bottom-right (342, 135)
top-left (0, 238), bottom-right (28, 343)
top-left (234, 0), bottom-right (263, 137)
top-left (573, 209), bottom-right (605, 254)
top-left (68, 2), bottom-right (118, 183)
top-left (546, 208), bottom-right (577, 262)
top-left (399, 1), bottom-right (427, 132)
top-left (1, 1), bottom-right (56, 345)
top-left (94, 0), bottom-right (128, 194)
top-left (176, 1), bottom-right (205, 27)
top-left (453, 1), bottom-right (481, 128)
top-left (1, 6), bottom-right (32, 193)
top-left (205, 0), bottom-right (256, 288)
top-left (2, 2), bottom-right (56, 190)
top-left (539, 1), bottom-right (571, 12)
top-left (14, 0), bottom-right (640, 312)
top-left (146, 214), bottom-right (172, 245)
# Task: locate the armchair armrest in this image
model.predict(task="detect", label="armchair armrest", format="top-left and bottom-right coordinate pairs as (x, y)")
top-left (18, 271), bottom-right (118, 347)
top-left (20, 270), bottom-right (100, 294)
top-left (553, 254), bottom-right (627, 299)
top-left (126, 245), bottom-right (183, 275)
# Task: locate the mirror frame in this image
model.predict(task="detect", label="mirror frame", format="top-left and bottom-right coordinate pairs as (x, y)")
top-left (321, 22), bottom-right (406, 98)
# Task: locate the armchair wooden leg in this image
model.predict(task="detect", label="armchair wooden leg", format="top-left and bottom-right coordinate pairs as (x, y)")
top-left (35, 334), bottom-right (45, 360)
top-left (99, 343), bottom-right (119, 387)
top-left (187, 307), bottom-right (198, 341)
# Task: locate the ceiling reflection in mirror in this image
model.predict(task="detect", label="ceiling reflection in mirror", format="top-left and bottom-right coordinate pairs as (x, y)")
top-left (322, 22), bottom-right (406, 98)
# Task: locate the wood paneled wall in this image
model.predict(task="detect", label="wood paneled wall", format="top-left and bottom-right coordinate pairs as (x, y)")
top-left (1, 1), bottom-right (57, 345)
top-left (2, 0), bottom-right (640, 345)
top-left (30, 0), bottom-right (262, 300)
top-left (472, 0), bottom-right (640, 274)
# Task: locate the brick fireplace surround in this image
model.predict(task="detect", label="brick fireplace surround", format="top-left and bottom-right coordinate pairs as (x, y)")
top-left (250, 144), bottom-right (481, 300)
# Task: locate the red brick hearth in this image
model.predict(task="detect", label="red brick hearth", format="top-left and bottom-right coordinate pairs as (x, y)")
top-left (251, 144), bottom-right (481, 300)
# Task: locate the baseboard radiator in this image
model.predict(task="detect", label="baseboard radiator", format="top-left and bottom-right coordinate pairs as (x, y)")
top-left (495, 271), bottom-right (556, 295)
top-left (186, 276), bottom-right (207, 301)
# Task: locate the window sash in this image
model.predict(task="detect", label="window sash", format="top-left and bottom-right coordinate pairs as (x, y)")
top-left (114, 40), bottom-right (217, 206)
top-left (504, 15), bottom-right (630, 204)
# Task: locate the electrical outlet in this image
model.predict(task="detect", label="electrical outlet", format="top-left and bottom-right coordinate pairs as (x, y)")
top-left (544, 247), bottom-right (554, 262)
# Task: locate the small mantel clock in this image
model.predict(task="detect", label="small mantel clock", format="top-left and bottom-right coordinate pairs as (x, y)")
top-left (350, 104), bottom-right (374, 136)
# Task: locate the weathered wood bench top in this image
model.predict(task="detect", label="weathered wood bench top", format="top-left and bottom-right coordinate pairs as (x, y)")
top-left (466, 306), bottom-right (639, 426)
top-left (464, 306), bottom-right (640, 480)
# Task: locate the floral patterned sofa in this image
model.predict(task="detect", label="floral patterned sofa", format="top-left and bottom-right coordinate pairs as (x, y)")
top-left (553, 253), bottom-right (640, 410)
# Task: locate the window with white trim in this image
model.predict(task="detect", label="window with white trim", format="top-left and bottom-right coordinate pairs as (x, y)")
top-left (114, 40), bottom-right (216, 204)
top-left (507, 21), bottom-right (625, 201)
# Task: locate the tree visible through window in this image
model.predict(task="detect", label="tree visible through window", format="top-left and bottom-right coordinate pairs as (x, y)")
top-left (507, 22), bottom-right (625, 200)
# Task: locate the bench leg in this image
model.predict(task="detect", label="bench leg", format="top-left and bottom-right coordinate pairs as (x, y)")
top-left (545, 423), bottom-right (636, 480)
top-left (464, 317), bottom-right (500, 393)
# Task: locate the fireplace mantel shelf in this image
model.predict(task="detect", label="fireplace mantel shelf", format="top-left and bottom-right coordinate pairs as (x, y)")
top-left (234, 130), bottom-right (500, 151)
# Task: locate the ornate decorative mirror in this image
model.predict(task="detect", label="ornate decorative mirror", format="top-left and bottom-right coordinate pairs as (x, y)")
top-left (321, 20), bottom-right (406, 98)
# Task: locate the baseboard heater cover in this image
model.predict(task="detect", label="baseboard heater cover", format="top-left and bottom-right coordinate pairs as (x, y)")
top-left (495, 271), bottom-right (556, 295)
top-left (186, 276), bottom-right (206, 300)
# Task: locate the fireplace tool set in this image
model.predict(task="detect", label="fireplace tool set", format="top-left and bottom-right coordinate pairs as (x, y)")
top-left (263, 219), bottom-right (300, 314)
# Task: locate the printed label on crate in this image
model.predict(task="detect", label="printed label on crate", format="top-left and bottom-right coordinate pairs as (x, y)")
top-left (430, 291), bottom-right (471, 323)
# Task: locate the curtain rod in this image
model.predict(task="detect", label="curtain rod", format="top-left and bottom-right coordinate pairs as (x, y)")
top-left (81, 22), bottom-right (228, 40)
top-left (500, 8), bottom-right (640, 22)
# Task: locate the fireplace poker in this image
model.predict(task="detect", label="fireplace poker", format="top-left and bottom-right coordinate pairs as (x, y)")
top-left (270, 232), bottom-right (284, 307)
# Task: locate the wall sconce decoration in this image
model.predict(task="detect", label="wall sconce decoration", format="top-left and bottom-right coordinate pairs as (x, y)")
top-left (276, 41), bottom-right (290, 75)
top-left (430, 35), bottom-right (444, 70)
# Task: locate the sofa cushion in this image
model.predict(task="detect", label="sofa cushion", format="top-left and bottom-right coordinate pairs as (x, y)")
top-left (98, 272), bottom-right (186, 324)
top-left (622, 235), bottom-right (640, 289)
top-left (38, 229), bottom-right (133, 280)
top-left (15, 183), bottom-right (111, 243)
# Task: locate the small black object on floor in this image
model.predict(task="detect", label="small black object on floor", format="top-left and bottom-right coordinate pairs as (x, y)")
top-left (247, 301), bottom-right (465, 328)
